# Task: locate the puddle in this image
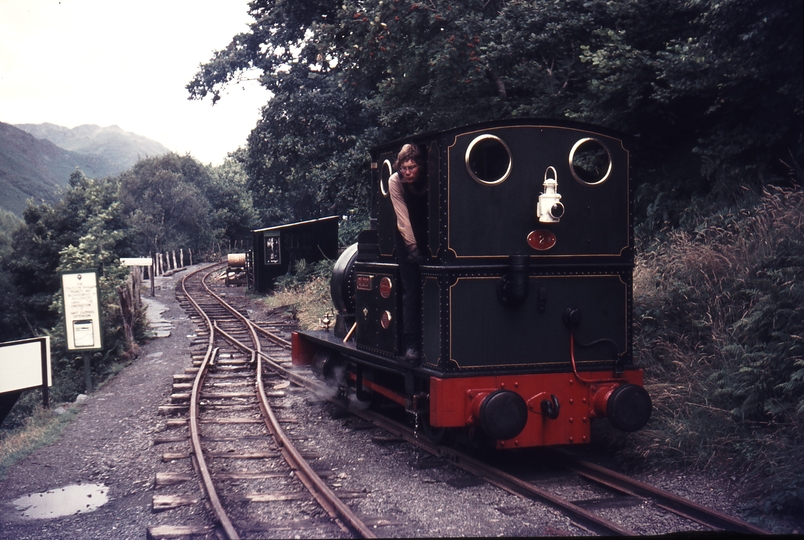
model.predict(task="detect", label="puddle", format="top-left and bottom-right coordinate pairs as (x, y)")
top-left (12, 483), bottom-right (109, 519)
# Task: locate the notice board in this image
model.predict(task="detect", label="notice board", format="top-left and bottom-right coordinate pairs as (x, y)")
top-left (61, 269), bottom-right (103, 352)
top-left (0, 336), bottom-right (51, 394)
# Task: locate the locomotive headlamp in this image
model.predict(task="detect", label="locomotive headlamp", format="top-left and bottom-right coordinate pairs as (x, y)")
top-left (537, 166), bottom-right (564, 223)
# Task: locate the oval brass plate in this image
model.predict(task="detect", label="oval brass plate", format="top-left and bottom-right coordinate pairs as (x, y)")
top-left (527, 230), bottom-right (557, 251)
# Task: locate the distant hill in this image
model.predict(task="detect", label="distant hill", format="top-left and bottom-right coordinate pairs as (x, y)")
top-left (15, 123), bottom-right (170, 172)
top-left (0, 122), bottom-right (169, 216)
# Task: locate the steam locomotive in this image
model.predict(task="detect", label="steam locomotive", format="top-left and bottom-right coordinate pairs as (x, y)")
top-left (292, 119), bottom-right (652, 449)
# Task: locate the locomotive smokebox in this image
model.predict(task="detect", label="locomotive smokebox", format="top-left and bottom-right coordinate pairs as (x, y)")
top-left (331, 243), bottom-right (359, 338)
top-left (475, 389), bottom-right (529, 441)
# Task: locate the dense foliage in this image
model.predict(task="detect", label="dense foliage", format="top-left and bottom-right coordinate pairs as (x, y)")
top-left (625, 187), bottom-right (804, 515)
top-left (188, 0), bottom-right (802, 227)
top-left (0, 171), bottom-right (136, 416)
top-left (118, 153), bottom-right (257, 257)
top-left (0, 156), bottom-right (257, 424)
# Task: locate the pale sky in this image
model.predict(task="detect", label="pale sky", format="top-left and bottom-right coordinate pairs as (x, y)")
top-left (0, 0), bottom-right (271, 165)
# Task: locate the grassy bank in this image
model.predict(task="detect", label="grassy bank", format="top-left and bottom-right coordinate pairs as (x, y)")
top-left (0, 402), bottom-right (79, 479)
top-left (598, 186), bottom-right (804, 519)
top-left (258, 259), bottom-right (336, 331)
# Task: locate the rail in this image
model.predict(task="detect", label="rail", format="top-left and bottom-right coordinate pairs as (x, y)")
top-left (177, 262), bottom-right (374, 539)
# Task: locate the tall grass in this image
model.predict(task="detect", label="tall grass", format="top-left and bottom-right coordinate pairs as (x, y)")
top-left (617, 186), bottom-right (804, 516)
top-left (260, 259), bottom-right (336, 331)
top-left (0, 404), bottom-right (79, 479)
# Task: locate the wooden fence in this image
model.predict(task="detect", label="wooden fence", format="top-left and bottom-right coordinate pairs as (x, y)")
top-left (147, 248), bottom-right (194, 278)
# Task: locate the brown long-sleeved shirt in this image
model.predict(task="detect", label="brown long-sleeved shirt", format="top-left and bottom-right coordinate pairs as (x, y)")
top-left (389, 172), bottom-right (419, 253)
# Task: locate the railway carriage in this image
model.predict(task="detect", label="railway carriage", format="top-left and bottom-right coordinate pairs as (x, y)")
top-left (293, 119), bottom-right (652, 449)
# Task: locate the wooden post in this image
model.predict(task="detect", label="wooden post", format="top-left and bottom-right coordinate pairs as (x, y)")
top-left (40, 338), bottom-right (49, 408)
top-left (151, 253), bottom-right (156, 295)
top-left (83, 351), bottom-right (92, 393)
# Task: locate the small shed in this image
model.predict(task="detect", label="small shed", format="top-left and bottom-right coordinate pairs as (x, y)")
top-left (250, 216), bottom-right (340, 293)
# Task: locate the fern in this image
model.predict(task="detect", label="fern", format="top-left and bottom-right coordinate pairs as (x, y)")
top-left (627, 186), bottom-right (804, 517)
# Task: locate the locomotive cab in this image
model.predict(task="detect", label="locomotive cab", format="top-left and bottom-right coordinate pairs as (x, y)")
top-left (296, 119), bottom-right (652, 449)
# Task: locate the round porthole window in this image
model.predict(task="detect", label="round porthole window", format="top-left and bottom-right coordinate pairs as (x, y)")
top-left (380, 159), bottom-right (393, 197)
top-left (569, 138), bottom-right (612, 185)
top-left (465, 134), bottom-right (512, 185)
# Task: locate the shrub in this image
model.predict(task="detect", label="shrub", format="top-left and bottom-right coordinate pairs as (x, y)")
top-left (265, 259), bottom-right (336, 331)
top-left (622, 186), bottom-right (804, 516)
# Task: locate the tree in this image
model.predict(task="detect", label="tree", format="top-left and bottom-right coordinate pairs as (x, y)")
top-left (118, 154), bottom-right (215, 256)
top-left (0, 209), bottom-right (23, 342)
top-left (0, 209), bottom-right (20, 259)
top-left (242, 65), bottom-right (376, 223)
top-left (208, 153), bottom-right (260, 247)
top-left (51, 172), bottom-right (134, 366)
top-left (188, 0), bottom-right (803, 229)
top-left (652, 0), bottom-right (804, 188)
top-left (5, 172), bottom-right (125, 337)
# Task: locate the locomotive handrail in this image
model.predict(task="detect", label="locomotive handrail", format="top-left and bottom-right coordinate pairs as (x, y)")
top-left (569, 332), bottom-right (629, 385)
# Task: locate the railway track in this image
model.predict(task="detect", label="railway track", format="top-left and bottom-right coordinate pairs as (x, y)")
top-left (336, 398), bottom-right (770, 536)
top-left (149, 263), bottom-right (768, 538)
top-left (148, 263), bottom-right (374, 540)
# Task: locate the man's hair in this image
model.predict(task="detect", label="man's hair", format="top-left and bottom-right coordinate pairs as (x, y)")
top-left (394, 143), bottom-right (424, 170)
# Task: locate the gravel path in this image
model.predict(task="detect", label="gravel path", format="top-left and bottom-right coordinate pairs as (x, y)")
top-left (0, 268), bottom-right (199, 539)
top-left (0, 265), bottom-right (799, 538)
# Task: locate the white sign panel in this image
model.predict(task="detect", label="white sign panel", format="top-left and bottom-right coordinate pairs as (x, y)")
top-left (120, 257), bottom-right (153, 266)
top-left (0, 337), bottom-right (51, 393)
top-left (61, 270), bottom-right (103, 352)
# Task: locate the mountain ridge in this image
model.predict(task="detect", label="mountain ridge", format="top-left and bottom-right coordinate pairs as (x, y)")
top-left (14, 122), bottom-right (170, 172)
top-left (0, 122), bottom-right (170, 216)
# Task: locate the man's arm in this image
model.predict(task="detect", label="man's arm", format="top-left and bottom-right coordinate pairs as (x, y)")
top-left (389, 173), bottom-right (418, 253)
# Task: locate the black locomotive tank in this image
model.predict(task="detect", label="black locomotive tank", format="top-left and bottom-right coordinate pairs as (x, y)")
top-left (294, 119), bottom-right (651, 449)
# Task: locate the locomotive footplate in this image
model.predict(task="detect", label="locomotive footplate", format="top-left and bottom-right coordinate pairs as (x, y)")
top-left (293, 329), bottom-right (433, 412)
top-left (293, 330), bottom-right (650, 448)
top-left (292, 329), bottom-right (427, 374)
